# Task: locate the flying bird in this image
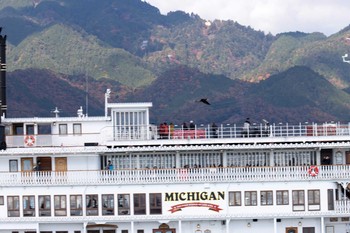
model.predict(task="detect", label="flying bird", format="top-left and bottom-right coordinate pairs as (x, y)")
top-left (196, 98), bottom-right (211, 105)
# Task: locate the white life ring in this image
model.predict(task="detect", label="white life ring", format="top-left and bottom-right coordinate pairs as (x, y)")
top-left (308, 165), bottom-right (319, 177)
top-left (24, 135), bottom-right (35, 146)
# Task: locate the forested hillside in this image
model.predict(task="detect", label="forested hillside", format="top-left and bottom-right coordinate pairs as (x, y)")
top-left (1, 0), bottom-right (350, 124)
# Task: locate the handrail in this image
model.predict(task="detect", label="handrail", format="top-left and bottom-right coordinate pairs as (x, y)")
top-left (5, 122), bottom-right (350, 148)
top-left (1, 165), bottom-right (349, 186)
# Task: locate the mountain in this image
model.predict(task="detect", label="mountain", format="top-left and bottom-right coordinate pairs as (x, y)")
top-left (130, 66), bottom-right (350, 124)
top-left (8, 24), bottom-right (156, 88)
top-left (0, 0), bottom-right (275, 86)
top-left (129, 65), bottom-right (244, 124)
top-left (7, 68), bottom-right (125, 117)
top-left (1, 0), bottom-right (350, 124)
top-left (250, 66), bottom-right (350, 123)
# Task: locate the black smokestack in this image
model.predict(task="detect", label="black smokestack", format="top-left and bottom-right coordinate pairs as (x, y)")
top-left (0, 29), bottom-right (6, 117)
top-left (0, 28), bottom-right (6, 150)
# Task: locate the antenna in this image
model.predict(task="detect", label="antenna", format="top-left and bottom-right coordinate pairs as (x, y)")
top-left (51, 107), bottom-right (61, 118)
top-left (85, 72), bottom-right (88, 117)
top-left (105, 89), bottom-right (111, 117)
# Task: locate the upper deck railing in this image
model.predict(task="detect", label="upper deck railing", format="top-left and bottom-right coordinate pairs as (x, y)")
top-left (155, 122), bottom-right (349, 139)
top-left (1, 165), bottom-right (350, 186)
top-left (4, 122), bottom-right (350, 148)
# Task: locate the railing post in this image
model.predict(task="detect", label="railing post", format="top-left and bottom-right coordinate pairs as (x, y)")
top-left (220, 124), bottom-right (223, 138)
top-left (234, 124), bottom-right (237, 138)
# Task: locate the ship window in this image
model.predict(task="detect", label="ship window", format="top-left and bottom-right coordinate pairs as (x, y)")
top-left (134, 193), bottom-right (146, 215)
top-left (59, 124), bottom-right (68, 135)
top-left (292, 190), bottom-right (305, 211)
top-left (118, 194), bottom-right (130, 215)
top-left (86, 194), bottom-right (98, 216)
top-left (73, 123), bottom-right (82, 135)
top-left (9, 160), bottom-right (18, 172)
top-left (308, 190), bottom-right (320, 204)
top-left (261, 190), bottom-right (273, 205)
top-left (25, 124), bottom-right (34, 135)
top-left (244, 191), bottom-right (257, 206)
top-left (70, 195), bottom-right (82, 216)
top-left (302, 227), bottom-right (315, 233)
top-left (229, 191), bottom-right (241, 206)
top-left (38, 124), bottom-right (51, 135)
top-left (150, 193), bottom-right (162, 214)
top-left (102, 194), bottom-right (114, 215)
top-left (328, 189), bottom-right (334, 210)
top-left (276, 190), bottom-right (289, 205)
top-left (293, 190), bottom-right (305, 204)
top-left (13, 124), bottom-right (23, 135)
top-left (54, 195), bottom-right (67, 216)
top-left (23, 195), bottom-right (35, 217)
top-left (39, 195), bottom-right (51, 216)
top-left (7, 196), bottom-right (20, 217)
top-left (308, 189), bottom-right (320, 211)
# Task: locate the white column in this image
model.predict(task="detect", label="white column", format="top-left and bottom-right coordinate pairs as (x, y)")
top-left (222, 151), bottom-right (227, 167)
top-left (269, 150), bottom-right (274, 166)
top-left (131, 221), bottom-right (134, 233)
top-left (274, 218), bottom-right (277, 233)
top-left (178, 220), bottom-right (182, 233)
top-left (316, 149), bottom-right (321, 165)
top-left (83, 222), bottom-right (87, 233)
top-left (176, 151), bottom-right (181, 168)
top-left (320, 217), bottom-right (325, 233)
top-left (225, 219), bottom-right (230, 233)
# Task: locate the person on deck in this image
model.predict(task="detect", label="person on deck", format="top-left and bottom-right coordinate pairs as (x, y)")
top-left (182, 122), bottom-right (188, 130)
top-left (169, 122), bottom-right (174, 139)
top-left (189, 121), bottom-right (195, 130)
top-left (107, 160), bottom-right (114, 170)
top-left (163, 122), bottom-right (169, 139)
top-left (211, 122), bottom-right (218, 138)
top-left (242, 118), bottom-right (251, 137)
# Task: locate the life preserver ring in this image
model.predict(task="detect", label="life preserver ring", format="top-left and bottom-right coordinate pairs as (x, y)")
top-left (24, 135), bottom-right (35, 146)
top-left (308, 165), bottom-right (319, 177)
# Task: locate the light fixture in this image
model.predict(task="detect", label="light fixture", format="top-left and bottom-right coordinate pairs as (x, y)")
top-left (195, 224), bottom-right (202, 233)
top-left (247, 222), bottom-right (251, 227)
top-left (298, 221), bottom-right (302, 226)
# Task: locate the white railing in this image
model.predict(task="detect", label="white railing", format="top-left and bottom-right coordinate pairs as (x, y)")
top-left (335, 200), bottom-right (350, 213)
top-left (5, 122), bottom-right (350, 148)
top-left (1, 165), bottom-right (349, 186)
top-left (157, 122), bottom-right (350, 139)
top-left (0, 208), bottom-right (349, 223)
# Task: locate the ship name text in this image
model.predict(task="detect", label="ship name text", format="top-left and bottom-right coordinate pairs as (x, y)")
top-left (165, 191), bottom-right (225, 202)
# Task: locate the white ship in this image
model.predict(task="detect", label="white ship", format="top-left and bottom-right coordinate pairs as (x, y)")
top-left (0, 32), bottom-right (350, 233)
